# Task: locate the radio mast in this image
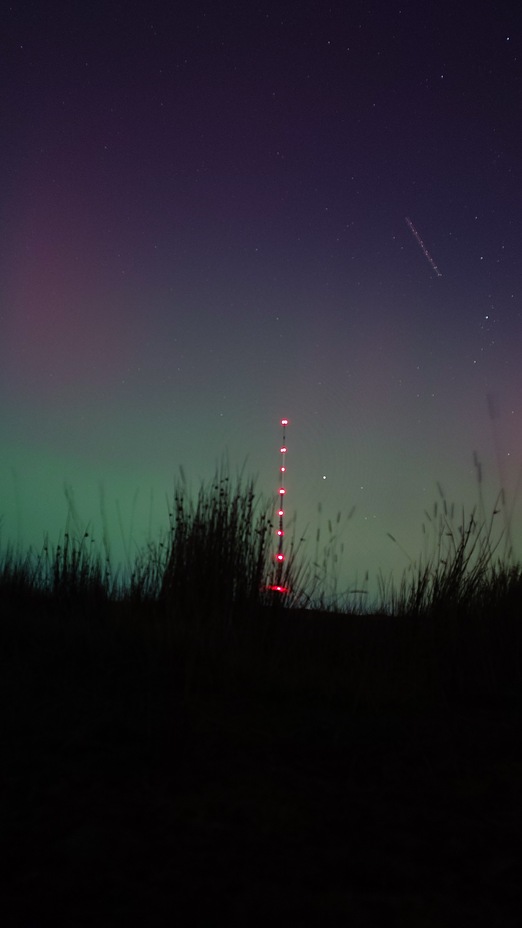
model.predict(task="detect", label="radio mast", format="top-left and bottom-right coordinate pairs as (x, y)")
top-left (267, 417), bottom-right (289, 594)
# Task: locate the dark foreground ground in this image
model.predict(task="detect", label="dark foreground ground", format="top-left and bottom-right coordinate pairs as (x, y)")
top-left (1, 603), bottom-right (521, 927)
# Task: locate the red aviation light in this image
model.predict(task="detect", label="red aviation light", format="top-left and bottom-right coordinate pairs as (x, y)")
top-left (266, 417), bottom-right (290, 599)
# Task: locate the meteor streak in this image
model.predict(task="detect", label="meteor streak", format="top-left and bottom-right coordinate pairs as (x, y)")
top-left (405, 217), bottom-right (442, 277)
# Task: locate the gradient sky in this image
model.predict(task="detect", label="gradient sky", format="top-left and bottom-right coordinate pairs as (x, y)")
top-left (2, 1), bottom-right (522, 604)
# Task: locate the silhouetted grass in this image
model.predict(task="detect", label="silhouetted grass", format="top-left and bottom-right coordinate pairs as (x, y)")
top-left (1, 465), bottom-right (521, 713)
top-left (2, 467), bottom-right (522, 925)
top-left (158, 468), bottom-right (277, 617)
top-left (382, 477), bottom-right (517, 618)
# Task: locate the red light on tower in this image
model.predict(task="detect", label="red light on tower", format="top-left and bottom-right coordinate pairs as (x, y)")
top-left (265, 416), bottom-right (289, 597)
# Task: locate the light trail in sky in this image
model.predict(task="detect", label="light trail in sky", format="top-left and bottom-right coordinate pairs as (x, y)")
top-left (405, 217), bottom-right (443, 277)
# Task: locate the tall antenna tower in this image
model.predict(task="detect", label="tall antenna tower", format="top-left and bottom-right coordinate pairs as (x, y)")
top-left (267, 417), bottom-right (289, 594)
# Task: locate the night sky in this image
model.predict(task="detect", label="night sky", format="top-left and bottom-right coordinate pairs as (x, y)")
top-left (2, 1), bottom-right (522, 604)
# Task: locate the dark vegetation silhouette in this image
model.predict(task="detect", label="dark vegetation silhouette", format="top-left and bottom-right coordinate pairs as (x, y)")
top-left (1, 462), bottom-right (522, 924)
top-left (1, 462), bottom-right (522, 708)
